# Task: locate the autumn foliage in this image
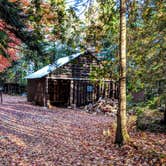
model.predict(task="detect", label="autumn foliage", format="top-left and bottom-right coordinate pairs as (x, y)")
top-left (0, 20), bottom-right (21, 72)
top-left (0, 0), bottom-right (66, 73)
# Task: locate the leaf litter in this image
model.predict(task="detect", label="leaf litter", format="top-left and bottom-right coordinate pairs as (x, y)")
top-left (0, 95), bottom-right (165, 165)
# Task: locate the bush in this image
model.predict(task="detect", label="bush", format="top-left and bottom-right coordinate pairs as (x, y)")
top-left (147, 96), bottom-right (160, 109)
top-left (135, 107), bottom-right (144, 116)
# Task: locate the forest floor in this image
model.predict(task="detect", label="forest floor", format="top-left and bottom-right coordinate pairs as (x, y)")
top-left (0, 95), bottom-right (165, 166)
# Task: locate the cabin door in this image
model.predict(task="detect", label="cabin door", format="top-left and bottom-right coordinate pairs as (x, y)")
top-left (49, 79), bottom-right (70, 107)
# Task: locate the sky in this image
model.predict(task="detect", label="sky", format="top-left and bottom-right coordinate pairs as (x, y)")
top-left (66, 0), bottom-right (96, 19)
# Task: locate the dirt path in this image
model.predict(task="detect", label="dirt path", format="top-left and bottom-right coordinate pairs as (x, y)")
top-left (0, 95), bottom-right (165, 166)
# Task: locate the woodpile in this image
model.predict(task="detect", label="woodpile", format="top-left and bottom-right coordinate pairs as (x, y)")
top-left (84, 97), bottom-right (118, 116)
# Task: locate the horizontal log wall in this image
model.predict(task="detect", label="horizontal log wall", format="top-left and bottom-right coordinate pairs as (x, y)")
top-left (50, 54), bottom-right (98, 79)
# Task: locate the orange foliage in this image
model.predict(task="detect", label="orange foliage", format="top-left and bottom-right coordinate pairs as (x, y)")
top-left (8, 0), bottom-right (18, 2)
top-left (9, 0), bottom-right (30, 6)
top-left (0, 20), bottom-right (21, 72)
top-left (0, 55), bottom-right (11, 72)
top-left (20, 0), bottom-right (30, 6)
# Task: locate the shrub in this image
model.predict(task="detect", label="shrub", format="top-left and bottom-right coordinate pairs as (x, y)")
top-left (147, 96), bottom-right (160, 109)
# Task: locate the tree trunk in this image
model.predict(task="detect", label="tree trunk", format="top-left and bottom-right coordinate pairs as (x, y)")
top-left (115, 0), bottom-right (130, 145)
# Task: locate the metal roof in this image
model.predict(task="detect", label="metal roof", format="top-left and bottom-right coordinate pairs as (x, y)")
top-left (26, 52), bottom-right (84, 79)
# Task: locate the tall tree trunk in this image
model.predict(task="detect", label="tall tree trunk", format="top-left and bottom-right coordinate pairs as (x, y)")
top-left (115, 0), bottom-right (130, 145)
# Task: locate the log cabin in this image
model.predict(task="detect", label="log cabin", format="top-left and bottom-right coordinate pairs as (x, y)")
top-left (26, 51), bottom-right (118, 107)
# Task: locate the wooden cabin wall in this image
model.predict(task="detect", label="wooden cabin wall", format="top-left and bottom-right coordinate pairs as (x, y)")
top-left (27, 79), bottom-right (118, 107)
top-left (73, 80), bottom-right (117, 107)
top-left (26, 53), bottom-right (119, 107)
top-left (50, 54), bottom-right (98, 79)
top-left (73, 80), bottom-right (99, 107)
top-left (27, 78), bottom-right (46, 106)
top-left (93, 81), bottom-right (118, 99)
top-left (46, 79), bottom-right (118, 107)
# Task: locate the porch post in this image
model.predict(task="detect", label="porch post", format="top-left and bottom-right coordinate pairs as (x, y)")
top-left (70, 80), bottom-right (77, 108)
top-left (74, 80), bottom-right (77, 108)
top-left (44, 77), bottom-right (50, 108)
top-left (70, 80), bottom-right (74, 107)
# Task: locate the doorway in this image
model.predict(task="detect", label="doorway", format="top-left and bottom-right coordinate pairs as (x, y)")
top-left (49, 79), bottom-right (70, 107)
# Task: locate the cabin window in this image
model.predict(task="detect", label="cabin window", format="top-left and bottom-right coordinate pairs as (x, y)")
top-left (87, 85), bottom-right (93, 92)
